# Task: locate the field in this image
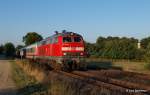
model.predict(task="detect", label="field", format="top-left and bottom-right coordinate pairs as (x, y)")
top-left (86, 58), bottom-right (150, 74)
top-left (10, 59), bottom-right (150, 95)
top-left (113, 61), bottom-right (150, 74)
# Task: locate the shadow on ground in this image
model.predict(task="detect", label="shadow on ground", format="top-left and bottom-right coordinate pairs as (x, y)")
top-left (0, 54), bottom-right (14, 60)
top-left (0, 83), bottom-right (48, 95)
top-left (0, 88), bottom-right (16, 95)
top-left (86, 60), bottom-right (122, 70)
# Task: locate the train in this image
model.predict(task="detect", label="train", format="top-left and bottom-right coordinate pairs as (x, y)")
top-left (19, 31), bottom-right (87, 71)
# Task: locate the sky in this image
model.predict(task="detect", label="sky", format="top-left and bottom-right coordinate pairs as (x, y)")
top-left (0, 0), bottom-right (150, 46)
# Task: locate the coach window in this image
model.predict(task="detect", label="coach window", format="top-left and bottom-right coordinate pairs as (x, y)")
top-left (42, 41), bottom-right (46, 45)
top-left (38, 42), bottom-right (42, 46)
top-left (32, 48), bottom-right (35, 53)
top-left (30, 48), bottom-right (32, 53)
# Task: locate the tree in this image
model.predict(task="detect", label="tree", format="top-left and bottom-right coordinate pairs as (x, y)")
top-left (86, 36), bottom-right (145, 60)
top-left (144, 43), bottom-right (150, 70)
top-left (85, 42), bottom-right (98, 57)
top-left (144, 43), bottom-right (150, 62)
top-left (0, 45), bottom-right (4, 54)
top-left (95, 36), bottom-right (139, 59)
top-left (119, 39), bottom-right (137, 59)
top-left (96, 36), bottom-right (106, 56)
top-left (141, 37), bottom-right (150, 49)
top-left (23, 32), bottom-right (43, 46)
top-left (4, 42), bottom-right (15, 57)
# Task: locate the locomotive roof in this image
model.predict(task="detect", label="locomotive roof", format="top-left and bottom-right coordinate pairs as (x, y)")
top-left (45, 32), bottom-right (82, 40)
top-left (54, 32), bottom-right (81, 37)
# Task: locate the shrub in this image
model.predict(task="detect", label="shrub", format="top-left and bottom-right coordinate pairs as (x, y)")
top-left (144, 63), bottom-right (150, 70)
top-left (4, 42), bottom-right (15, 57)
top-left (144, 43), bottom-right (150, 70)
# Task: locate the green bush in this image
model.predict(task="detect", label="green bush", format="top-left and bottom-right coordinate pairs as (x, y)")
top-left (86, 36), bottom-right (143, 60)
top-left (4, 42), bottom-right (15, 57)
top-left (144, 43), bottom-right (150, 70)
top-left (144, 63), bottom-right (150, 70)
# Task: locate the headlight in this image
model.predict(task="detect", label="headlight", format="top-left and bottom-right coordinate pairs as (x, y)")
top-left (63, 52), bottom-right (67, 55)
top-left (80, 52), bottom-right (84, 56)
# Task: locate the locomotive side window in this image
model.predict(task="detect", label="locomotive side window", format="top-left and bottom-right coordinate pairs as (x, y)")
top-left (74, 37), bottom-right (82, 42)
top-left (54, 37), bottom-right (58, 43)
top-left (63, 37), bottom-right (72, 42)
top-left (38, 41), bottom-right (43, 46)
top-left (52, 37), bottom-right (58, 43)
top-left (46, 39), bottom-right (50, 44)
top-left (49, 38), bottom-right (53, 43)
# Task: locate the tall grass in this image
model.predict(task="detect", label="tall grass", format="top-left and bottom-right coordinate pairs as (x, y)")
top-left (144, 63), bottom-right (150, 70)
top-left (11, 61), bottom-right (48, 95)
top-left (12, 60), bottom-right (130, 95)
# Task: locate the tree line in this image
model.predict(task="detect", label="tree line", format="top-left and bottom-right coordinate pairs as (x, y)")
top-left (0, 32), bottom-right (150, 63)
top-left (86, 36), bottom-right (150, 61)
top-left (0, 32), bottom-right (43, 57)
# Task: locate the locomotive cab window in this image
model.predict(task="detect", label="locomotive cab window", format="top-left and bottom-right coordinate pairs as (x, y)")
top-left (52, 37), bottom-right (58, 43)
top-left (74, 37), bottom-right (82, 42)
top-left (63, 37), bottom-right (72, 42)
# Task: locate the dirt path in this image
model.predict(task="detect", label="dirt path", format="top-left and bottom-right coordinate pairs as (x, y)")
top-left (0, 60), bottom-right (16, 95)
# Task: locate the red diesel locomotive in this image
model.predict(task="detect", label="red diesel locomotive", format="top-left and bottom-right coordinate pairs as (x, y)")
top-left (20, 31), bottom-right (87, 71)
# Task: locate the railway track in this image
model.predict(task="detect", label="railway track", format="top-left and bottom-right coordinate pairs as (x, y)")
top-left (73, 71), bottom-right (150, 90)
top-left (16, 60), bottom-right (150, 95)
top-left (106, 70), bottom-right (150, 80)
top-left (119, 70), bottom-right (150, 80)
top-left (86, 70), bottom-right (150, 86)
top-left (53, 70), bottom-right (149, 95)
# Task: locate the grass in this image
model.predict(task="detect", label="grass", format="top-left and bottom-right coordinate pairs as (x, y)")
top-left (11, 61), bottom-right (36, 87)
top-left (11, 60), bottom-right (128, 95)
top-left (144, 63), bottom-right (150, 70)
top-left (113, 61), bottom-right (150, 74)
top-left (11, 59), bottom-right (150, 95)
top-left (85, 58), bottom-right (150, 74)
top-left (10, 60), bottom-right (48, 95)
top-left (9, 59), bottom-right (150, 95)
top-left (47, 72), bottom-right (126, 95)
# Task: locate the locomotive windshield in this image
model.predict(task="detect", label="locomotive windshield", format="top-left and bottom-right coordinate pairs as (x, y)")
top-left (74, 37), bottom-right (81, 42)
top-left (63, 37), bottom-right (72, 42)
top-left (63, 36), bottom-right (82, 43)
